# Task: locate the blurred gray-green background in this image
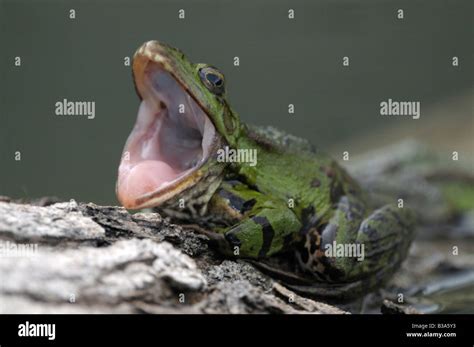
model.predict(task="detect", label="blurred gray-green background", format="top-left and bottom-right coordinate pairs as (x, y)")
top-left (1, 0), bottom-right (472, 205)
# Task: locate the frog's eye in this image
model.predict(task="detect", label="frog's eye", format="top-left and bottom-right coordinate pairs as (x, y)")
top-left (199, 66), bottom-right (225, 95)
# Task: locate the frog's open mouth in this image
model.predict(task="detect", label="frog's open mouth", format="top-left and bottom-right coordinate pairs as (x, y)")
top-left (117, 60), bottom-right (217, 209)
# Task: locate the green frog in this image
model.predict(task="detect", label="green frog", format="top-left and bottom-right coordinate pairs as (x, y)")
top-left (116, 40), bottom-right (416, 299)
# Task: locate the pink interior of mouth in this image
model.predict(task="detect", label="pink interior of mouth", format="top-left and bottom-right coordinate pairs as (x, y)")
top-left (117, 63), bottom-right (215, 208)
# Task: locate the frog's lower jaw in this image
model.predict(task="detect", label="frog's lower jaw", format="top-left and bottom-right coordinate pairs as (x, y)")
top-left (117, 60), bottom-right (218, 209)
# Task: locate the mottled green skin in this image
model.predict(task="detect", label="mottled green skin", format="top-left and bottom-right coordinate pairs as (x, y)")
top-left (141, 41), bottom-right (416, 298)
top-left (205, 126), bottom-right (416, 298)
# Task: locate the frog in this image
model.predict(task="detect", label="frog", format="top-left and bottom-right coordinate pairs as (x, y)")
top-left (116, 40), bottom-right (416, 299)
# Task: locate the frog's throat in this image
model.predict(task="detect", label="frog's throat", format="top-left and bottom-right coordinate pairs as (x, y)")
top-left (116, 49), bottom-right (220, 210)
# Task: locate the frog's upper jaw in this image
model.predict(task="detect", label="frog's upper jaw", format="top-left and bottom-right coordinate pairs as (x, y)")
top-left (116, 42), bottom-right (222, 210)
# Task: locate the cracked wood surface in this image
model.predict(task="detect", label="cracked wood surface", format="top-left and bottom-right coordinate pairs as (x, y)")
top-left (0, 200), bottom-right (347, 314)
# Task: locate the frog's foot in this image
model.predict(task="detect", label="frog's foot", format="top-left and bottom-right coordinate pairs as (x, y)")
top-left (248, 258), bottom-right (391, 301)
top-left (298, 199), bottom-right (416, 296)
top-left (347, 204), bottom-right (416, 282)
top-left (248, 258), bottom-right (381, 301)
top-left (284, 262), bottom-right (403, 301)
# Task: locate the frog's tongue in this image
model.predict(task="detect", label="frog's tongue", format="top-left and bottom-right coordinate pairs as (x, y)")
top-left (117, 65), bottom-right (216, 209)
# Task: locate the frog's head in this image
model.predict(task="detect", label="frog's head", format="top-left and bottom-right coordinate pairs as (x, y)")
top-left (116, 40), bottom-right (240, 209)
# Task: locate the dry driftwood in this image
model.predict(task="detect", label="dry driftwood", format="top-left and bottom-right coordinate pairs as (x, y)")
top-left (0, 199), bottom-right (347, 314)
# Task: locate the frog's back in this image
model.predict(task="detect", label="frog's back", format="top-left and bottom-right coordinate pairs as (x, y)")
top-left (238, 125), bottom-right (354, 218)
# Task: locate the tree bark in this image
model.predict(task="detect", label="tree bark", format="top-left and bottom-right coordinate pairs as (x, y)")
top-left (0, 200), bottom-right (347, 314)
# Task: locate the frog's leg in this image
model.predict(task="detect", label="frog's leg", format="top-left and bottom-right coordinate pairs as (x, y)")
top-left (349, 204), bottom-right (415, 282)
top-left (299, 195), bottom-right (416, 287)
top-left (208, 181), bottom-right (302, 258)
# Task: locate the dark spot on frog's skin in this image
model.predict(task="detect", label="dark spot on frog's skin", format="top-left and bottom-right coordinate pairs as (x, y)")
top-left (389, 207), bottom-right (408, 228)
top-left (252, 216), bottom-right (275, 258)
top-left (330, 181), bottom-right (345, 204)
top-left (217, 189), bottom-right (256, 215)
top-left (345, 207), bottom-right (361, 222)
top-left (310, 178), bottom-right (321, 188)
top-left (320, 165), bottom-right (335, 178)
top-left (225, 229), bottom-right (242, 248)
top-left (218, 189), bottom-right (245, 212)
top-left (318, 223), bottom-right (327, 233)
top-left (348, 187), bottom-right (358, 196)
top-left (252, 184), bottom-right (261, 193)
top-left (232, 174), bottom-right (261, 193)
top-left (283, 233), bottom-right (294, 249)
top-left (369, 213), bottom-right (388, 229)
top-left (300, 205), bottom-right (318, 236)
top-left (309, 231), bottom-right (319, 254)
top-left (301, 205), bottom-right (315, 221)
top-left (241, 198), bottom-right (257, 214)
top-left (360, 222), bottom-right (378, 240)
top-left (299, 247), bottom-right (310, 263)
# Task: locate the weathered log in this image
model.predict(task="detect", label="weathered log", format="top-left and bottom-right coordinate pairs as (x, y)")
top-left (0, 200), bottom-right (346, 314)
